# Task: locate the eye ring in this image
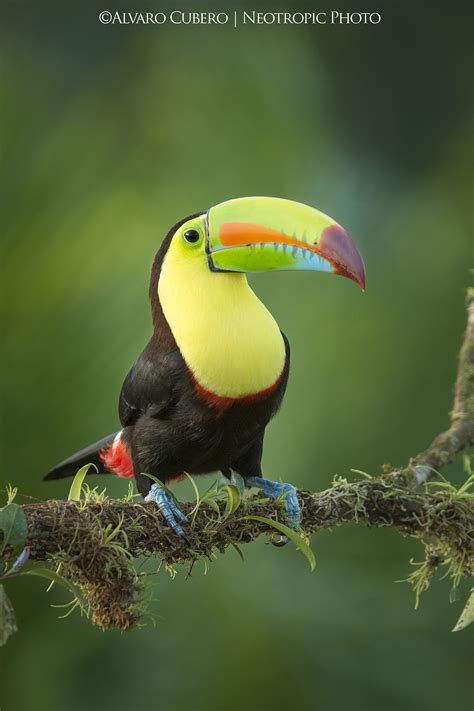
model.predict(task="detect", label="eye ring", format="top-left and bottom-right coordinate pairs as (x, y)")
top-left (183, 229), bottom-right (201, 245)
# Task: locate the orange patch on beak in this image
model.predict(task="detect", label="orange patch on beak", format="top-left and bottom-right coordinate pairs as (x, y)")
top-left (220, 222), bottom-right (316, 252)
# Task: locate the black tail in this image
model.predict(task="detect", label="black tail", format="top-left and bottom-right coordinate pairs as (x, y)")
top-left (43, 433), bottom-right (118, 481)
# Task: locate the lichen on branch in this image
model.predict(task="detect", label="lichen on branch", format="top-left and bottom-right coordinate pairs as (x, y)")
top-left (17, 472), bottom-right (473, 630)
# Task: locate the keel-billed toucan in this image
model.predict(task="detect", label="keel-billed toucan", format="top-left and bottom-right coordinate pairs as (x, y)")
top-left (45, 197), bottom-right (365, 536)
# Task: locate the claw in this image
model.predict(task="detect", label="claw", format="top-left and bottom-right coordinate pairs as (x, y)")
top-left (145, 483), bottom-right (188, 537)
top-left (245, 476), bottom-right (301, 530)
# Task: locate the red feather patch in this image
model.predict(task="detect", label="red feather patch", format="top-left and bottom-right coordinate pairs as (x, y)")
top-left (193, 365), bottom-right (286, 413)
top-left (100, 435), bottom-right (135, 479)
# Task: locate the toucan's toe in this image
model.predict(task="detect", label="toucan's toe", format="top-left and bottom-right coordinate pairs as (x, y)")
top-left (145, 483), bottom-right (188, 538)
top-left (167, 496), bottom-right (189, 524)
top-left (281, 483), bottom-right (301, 529)
top-left (245, 476), bottom-right (301, 530)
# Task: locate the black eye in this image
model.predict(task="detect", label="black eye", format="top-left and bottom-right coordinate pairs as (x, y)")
top-left (184, 229), bottom-right (200, 244)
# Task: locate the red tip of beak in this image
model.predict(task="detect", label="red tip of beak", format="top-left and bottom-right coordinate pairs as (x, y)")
top-left (319, 225), bottom-right (366, 291)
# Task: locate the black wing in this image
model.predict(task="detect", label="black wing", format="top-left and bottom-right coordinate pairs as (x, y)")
top-left (119, 344), bottom-right (186, 427)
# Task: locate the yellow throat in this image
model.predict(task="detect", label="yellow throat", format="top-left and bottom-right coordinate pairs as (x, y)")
top-left (158, 240), bottom-right (285, 399)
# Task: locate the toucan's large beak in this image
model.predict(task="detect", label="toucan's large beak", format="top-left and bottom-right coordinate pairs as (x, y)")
top-left (206, 196), bottom-right (366, 290)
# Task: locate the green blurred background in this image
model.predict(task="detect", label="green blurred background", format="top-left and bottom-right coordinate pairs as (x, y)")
top-left (1, 1), bottom-right (472, 709)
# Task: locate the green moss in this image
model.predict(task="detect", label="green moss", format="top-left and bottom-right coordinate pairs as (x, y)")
top-left (3, 466), bottom-right (472, 632)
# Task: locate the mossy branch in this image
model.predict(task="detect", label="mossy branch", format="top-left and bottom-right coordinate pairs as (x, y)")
top-left (1, 290), bottom-right (473, 632)
top-left (404, 287), bottom-right (474, 484)
top-left (18, 475), bottom-right (473, 629)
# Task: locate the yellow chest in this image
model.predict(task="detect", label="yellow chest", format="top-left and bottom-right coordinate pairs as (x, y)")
top-left (158, 258), bottom-right (285, 398)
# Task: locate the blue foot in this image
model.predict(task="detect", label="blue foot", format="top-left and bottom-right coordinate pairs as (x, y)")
top-left (246, 476), bottom-right (301, 529)
top-left (145, 484), bottom-right (188, 538)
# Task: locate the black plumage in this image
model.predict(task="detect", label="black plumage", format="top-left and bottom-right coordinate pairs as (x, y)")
top-left (119, 332), bottom-right (289, 497)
